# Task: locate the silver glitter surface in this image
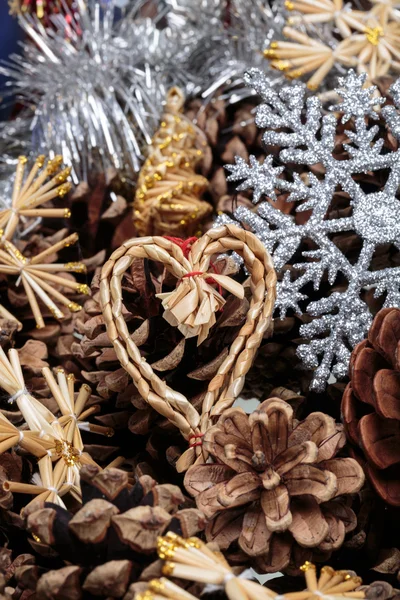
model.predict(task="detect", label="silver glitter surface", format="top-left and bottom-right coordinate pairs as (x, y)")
top-left (216, 69), bottom-right (400, 392)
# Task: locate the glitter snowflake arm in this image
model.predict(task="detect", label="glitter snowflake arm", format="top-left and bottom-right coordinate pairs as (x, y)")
top-left (218, 69), bottom-right (400, 391)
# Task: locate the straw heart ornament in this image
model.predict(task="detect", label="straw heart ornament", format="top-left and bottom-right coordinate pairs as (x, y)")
top-left (100, 224), bottom-right (277, 472)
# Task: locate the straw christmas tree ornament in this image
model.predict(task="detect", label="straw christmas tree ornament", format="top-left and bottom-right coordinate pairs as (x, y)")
top-left (133, 88), bottom-right (212, 238)
top-left (100, 223), bottom-right (276, 472)
top-left (0, 154), bottom-right (71, 243)
top-left (0, 233), bottom-right (89, 328)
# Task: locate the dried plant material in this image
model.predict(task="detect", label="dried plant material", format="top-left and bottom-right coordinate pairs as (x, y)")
top-left (184, 397), bottom-right (364, 571)
top-left (0, 349), bottom-right (108, 509)
top-left (100, 224), bottom-right (276, 471)
top-left (137, 534), bottom-right (366, 600)
top-left (133, 88), bottom-right (212, 237)
top-left (265, 9), bottom-right (400, 89)
top-left (23, 466), bottom-right (205, 598)
top-left (0, 155), bottom-right (71, 242)
top-left (0, 304), bottom-right (22, 331)
top-left (343, 307), bottom-right (400, 507)
top-left (0, 234), bottom-right (89, 328)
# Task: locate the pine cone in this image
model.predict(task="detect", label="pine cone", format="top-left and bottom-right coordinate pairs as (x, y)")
top-left (16, 465), bottom-right (204, 599)
top-left (342, 307), bottom-right (400, 507)
top-left (184, 397), bottom-right (365, 574)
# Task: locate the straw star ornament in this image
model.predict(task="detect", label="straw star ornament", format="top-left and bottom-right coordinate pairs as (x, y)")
top-left (0, 349), bottom-right (113, 509)
top-left (0, 233), bottom-right (89, 328)
top-left (266, 3), bottom-right (400, 88)
top-left (0, 155), bottom-right (71, 243)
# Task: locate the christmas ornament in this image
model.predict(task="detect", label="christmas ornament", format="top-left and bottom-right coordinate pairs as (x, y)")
top-left (133, 87), bottom-right (212, 237)
top-left (0, 349), bottom-right (109, 509)
top-left (0, 0), bottom-right (165, 183)
top-left (342, 307), bottom-right (400, 507)
top-left (8, 0), bottom-right (71, 21)
top-left (217, 69), bottom-right (400, 391)
top-left (265, 0), bottom-right (400, 89)
top-left (0, 234), bottom-right (88, 329)
top-left (100, 224), bottom-right (276, 471)
top-left (184, 397), bottom-right (364, 572)
top-left (136, 535), bottom-right (366, 600)
top-left (0, 154), bottom-right (71, 242)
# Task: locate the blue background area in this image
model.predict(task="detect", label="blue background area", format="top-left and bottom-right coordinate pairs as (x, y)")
top-left (0, 3), bottom-right (23, 120)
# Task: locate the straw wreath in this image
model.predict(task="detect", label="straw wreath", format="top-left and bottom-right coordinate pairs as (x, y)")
top-left (136, 533), bottom-right (365, 600)
top-left (0, 234), bottom-right (89, 328)
top-left (0, 348), bottom-right (113, 508)
top-left (100, 223), bottom-right (276, 471)
top-left (0, 154), bottom-right (71, 243)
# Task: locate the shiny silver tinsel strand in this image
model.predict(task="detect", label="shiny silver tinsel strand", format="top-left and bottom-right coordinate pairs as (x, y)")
top-left (217, 69), bottom-right (400, 392)
top-left (0, 0), bottom-right (286, 181)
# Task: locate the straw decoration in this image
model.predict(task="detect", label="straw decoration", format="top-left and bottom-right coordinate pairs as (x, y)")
top-left (4, 454), bottom-right (79, 510)
top-left (266, 4), bottom-right (400, 88)
top-left (100, 223), bottom-right (276, 471)
top-left (0, 155), bottom-right (71, 243)
top-left (0, 348), bottom-right (113, 509)
top-left (135, 534), bottom-right (365, 600)
top-left (133, 87), bottom-right (212, 238)
top-left (0, 234), bottom-right (89, 328)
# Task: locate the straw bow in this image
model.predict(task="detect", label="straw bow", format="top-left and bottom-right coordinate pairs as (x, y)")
top-left (157, 243), bottom-right (244, 345)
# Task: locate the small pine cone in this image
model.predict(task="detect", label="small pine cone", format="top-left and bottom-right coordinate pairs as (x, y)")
top-left (361, 581), bottom-right (400, 600)
top-left (20, 465), bottom-right (205, 599)
top-left (184, 397), bottom-right (365, 574)
top-left (342, 307), bottom-right (400, 507)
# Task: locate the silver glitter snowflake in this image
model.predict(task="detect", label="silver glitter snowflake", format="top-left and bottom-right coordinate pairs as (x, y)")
top-left (216, 69), bottom-right (400, 391)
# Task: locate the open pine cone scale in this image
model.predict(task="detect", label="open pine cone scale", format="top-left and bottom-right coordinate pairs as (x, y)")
top-left (185, 398), bottom-right (365, 572)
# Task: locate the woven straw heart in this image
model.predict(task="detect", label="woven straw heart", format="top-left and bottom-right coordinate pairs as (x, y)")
top-left (100, 224), bottom-right (276, 471)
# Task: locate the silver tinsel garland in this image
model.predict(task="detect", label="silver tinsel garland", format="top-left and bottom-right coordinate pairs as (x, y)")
top-left (217, 69), bottom-right (400, 392)
top-left (0, 0), bottom-right (285, 182)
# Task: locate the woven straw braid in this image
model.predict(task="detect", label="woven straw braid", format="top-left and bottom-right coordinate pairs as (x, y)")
top-left (100, 224), bottom-right (276, 471)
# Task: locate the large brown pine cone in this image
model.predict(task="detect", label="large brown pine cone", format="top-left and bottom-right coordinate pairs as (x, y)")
top-left (184, 397), bottom-right (365, 574)
top-left (11, 465), bottom-right (204, 599)
top-left (342, 307), bottom-right (400, 507)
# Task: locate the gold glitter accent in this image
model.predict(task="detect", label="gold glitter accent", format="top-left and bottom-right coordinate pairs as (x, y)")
top-left (307, 82), bottom-right (319, 91)
top-left (68, 302), bottom-right (82, 312)
top-left (57, 182), bottom-right (72, 197)
top-left (320, 566), bottom-right (335, 576)
top-left (47, 156), bottom-right (63, 174)
top-left (149, 580), bottom-right (165, 593)
top-left (272, 60), bottom-right (290, 71)
top-left (56, 167), bottom-right (72, 183)
top-left (76, 284), bottom-right (91, 295)
top-left (36, 155), bottom-right (46, 167)
top-left (67, 373), bottom-right (75, 382)
top-left (32, 533), bottom-right (41, 543)
top-left (65, 262), bottom-right (87, 273)
top-left (366, 26), bottom-right (383, 45)
top-left (300, 561), bottom-right (316, 572)
top-left (64, 208), bottom-right (71, 218)
top-left (263, 48), bottom-right (277, 58)
top-left (18, 155), bottom-right (28, 164)
top-left (161, 562), bottom-right (174, 576)
top-left (54, 440), bottom-right (80, 467)
top-left (55, 367), bottom-right (65, 374)
top-left (285, 0), bottom-right (294, 9)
